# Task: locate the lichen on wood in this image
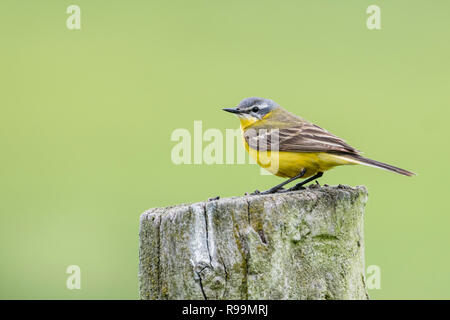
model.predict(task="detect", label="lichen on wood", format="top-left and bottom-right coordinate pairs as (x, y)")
top-left (139, 185), bottom-right (369, 300)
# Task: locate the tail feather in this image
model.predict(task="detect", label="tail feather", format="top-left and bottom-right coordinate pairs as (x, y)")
top-left (340, 154), bottom-right (416, 177)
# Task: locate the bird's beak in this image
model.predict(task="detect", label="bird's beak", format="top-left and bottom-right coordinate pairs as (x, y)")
top-left (222, 107), bottom-right (241, 114)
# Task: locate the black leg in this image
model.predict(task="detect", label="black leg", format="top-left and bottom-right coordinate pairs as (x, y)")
top-left (259, 169), bottom-right (307, 195)
top-left (287, 172), bottom-right (324, 192)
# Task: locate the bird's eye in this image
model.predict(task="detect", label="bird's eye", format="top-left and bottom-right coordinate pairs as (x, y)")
top-left (252, 106), bottom-right (259, 112)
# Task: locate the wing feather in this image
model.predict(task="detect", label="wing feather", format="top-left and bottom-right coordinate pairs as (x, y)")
top-left (244, 122), bottom-right (360, 155)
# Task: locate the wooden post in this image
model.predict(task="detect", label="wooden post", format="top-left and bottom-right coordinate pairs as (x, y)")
top-left (139, 185), bottom-right (369, 300)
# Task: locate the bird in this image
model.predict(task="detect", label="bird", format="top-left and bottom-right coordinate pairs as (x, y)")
top-left (223, 97), bottom-right (415, 194)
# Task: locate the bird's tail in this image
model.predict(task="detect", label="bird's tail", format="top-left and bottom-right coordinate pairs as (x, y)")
top-left (338, 154), bottom-right (416, 177)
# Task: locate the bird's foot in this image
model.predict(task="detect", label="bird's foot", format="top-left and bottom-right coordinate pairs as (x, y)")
top-left (248, 189), bottom-right (261, 195)
top-left (247, 188), bottom-right (283, 195)
top-left (258, 187), bottom-right (287, 195)
top-left (307, 181), bottom-right (321, 189)
top-left (286, 185), bottom-right (306, 192)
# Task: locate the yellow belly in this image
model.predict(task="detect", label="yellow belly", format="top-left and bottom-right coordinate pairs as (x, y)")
top-left (244, 139), bottom-right (353, 178)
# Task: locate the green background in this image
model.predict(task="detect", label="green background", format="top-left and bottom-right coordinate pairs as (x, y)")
top-left (1, 0), bottom-right (449, 299)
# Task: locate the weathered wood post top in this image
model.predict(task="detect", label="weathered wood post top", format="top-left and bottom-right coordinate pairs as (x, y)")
top-left (139, 185), bottom-right (369, 300)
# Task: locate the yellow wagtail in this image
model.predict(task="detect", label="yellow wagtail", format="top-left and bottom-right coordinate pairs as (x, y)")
top-left (223, 97), bottom-right (415, 194)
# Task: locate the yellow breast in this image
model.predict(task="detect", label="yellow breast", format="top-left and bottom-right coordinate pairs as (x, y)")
top-left (242, 136), bottom-right (352, 178)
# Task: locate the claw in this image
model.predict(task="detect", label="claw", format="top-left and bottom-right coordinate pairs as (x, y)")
top-left (259, 187), bottom-right (286, 195)
top-left (286, 185), bottom-right (306, 192)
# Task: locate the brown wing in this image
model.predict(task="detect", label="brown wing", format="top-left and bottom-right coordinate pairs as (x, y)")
top-left (244, 122), bottom-right (360, 155)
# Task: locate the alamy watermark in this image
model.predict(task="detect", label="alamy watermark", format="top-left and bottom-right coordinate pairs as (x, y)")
top-left (367, 5), bottom-right (381, 30)
top-left (366, 264), bottom-right (381, 290)
top-left (170, 121), bottom-right (280, 175)
top-left (66, 5), bottom-right (81, 30)
top-left (66, 265), bottom-right (81, 290)
top-left (64, 5), bottom-right (381, 31)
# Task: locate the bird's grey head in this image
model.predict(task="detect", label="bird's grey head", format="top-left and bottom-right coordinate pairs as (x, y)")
top-left (222, 97), bottom-right (279, 120)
